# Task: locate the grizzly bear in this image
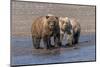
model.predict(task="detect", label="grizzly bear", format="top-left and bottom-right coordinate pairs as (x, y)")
top-left (59, 17), bottom-right (81, 46)
top-left (31, 16), bottom-right (61, 49)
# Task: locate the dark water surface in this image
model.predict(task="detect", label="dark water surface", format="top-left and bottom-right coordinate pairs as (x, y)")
top-left (11, 33), bottom-right (96, 66)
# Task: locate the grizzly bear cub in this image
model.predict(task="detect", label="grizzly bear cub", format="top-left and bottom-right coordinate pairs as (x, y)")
top-left (31, 16), bottom-right (61, 49)
top-left (59, 17), bottom-right (81, 46)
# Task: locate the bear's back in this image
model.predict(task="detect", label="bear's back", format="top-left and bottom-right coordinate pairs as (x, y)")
top-left (31, 16), bottom-right (46, 37)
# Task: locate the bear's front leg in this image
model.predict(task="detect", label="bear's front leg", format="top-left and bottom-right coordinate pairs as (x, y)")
top-left (67, 34), bottom-right (73, 46)
top-left (43, 37), bottom-right (51, 49)
top-left (66, 30), bottom-right (73, 47)
top-left (54, 33), bottom-right (62, 48)
top-left (60, 33), bottom-right (64, 41)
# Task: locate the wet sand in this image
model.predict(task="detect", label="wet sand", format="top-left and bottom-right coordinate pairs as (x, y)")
top-left (11, 33), bottom-right (96, 66)
top-left (11, 1), bottom-right (96, 66)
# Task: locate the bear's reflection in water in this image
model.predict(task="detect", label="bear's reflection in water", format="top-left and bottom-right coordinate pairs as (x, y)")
top-left (32, 48), bottom-right (61, 56)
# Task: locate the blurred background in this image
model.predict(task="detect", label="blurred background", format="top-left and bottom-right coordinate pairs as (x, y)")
top-left (11, 1), bottom-right (95, 37)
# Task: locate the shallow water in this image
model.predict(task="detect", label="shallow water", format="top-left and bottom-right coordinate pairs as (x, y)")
top-left (11, 33), bottom-right (96, 66)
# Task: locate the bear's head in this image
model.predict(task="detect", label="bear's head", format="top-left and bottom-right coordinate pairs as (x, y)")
top-left (45, 16), bottom-right (59, 31)
top-left (59, 17), bottom-right (71, 31)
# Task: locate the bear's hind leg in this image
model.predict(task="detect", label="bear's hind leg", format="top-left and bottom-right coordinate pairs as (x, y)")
top-left (36, 38), bottom-right (41, 49)
top-left (43, 38), bottom-right (50, 49)
top-left (32, 36), bottom-right (40, 49)
top-left (73, 32), bottom-right (80, 44)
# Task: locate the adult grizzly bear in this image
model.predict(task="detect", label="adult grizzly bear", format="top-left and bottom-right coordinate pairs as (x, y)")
top-left (31, 16), bottom-right (61, 49)
top-left (59, 17), bottom-right (81, 46)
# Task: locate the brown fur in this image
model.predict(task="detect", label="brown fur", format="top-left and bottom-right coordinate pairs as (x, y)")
top-left (70, 18), bottom-right (81, 35)
top-left (70, 18), bottom-right (81, 44)
top-left (59, 17), bottom-right (81, 46)
top-left (31, 16), bottom-right (60, 49)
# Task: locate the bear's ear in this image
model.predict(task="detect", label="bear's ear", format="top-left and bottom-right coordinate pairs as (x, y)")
top-left (46, 16), bottom-right (49, 19)
top-left (55, 17), bottom-right (58, 20)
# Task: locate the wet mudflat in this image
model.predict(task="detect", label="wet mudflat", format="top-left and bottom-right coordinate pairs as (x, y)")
top-left (11, 33), bottom-right (96, 66)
